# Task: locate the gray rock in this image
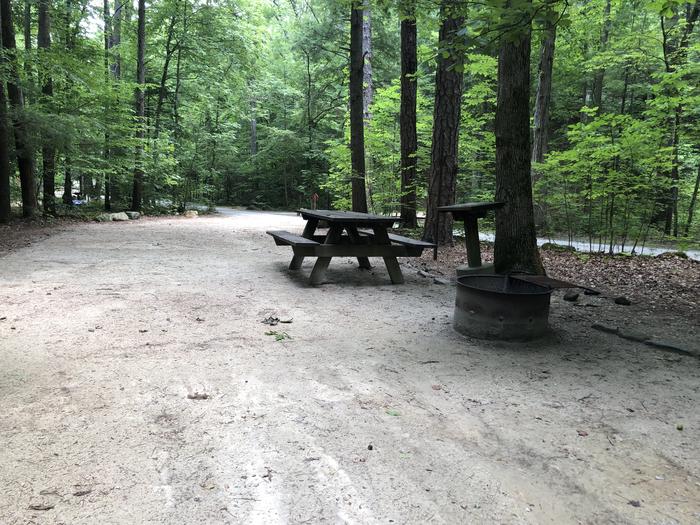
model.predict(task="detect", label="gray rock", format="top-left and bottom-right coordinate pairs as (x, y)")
top-left (111, 212), bottom-right (129, 221)
top-left (644, 339), bottom-right (697, 357)
top-left (433, 277), bottom-right (450, 285)
top-left (95, 213), bottom-right (113, 222)
top-left (591, 322), bottom-right (619, 335)
top-left (563, 291), bottom-right (579, 302)
top-left (125, 211), bottom-right (141, 220)
top-left (614, 296), bottom-right (631, 306)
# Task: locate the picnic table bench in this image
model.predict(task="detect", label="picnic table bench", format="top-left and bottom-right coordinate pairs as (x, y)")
top-left (267, 209), bottom-right (434, 285)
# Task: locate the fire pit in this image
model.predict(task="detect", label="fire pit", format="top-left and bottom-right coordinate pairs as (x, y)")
top-left (454, 275), bottom-right (552, 340)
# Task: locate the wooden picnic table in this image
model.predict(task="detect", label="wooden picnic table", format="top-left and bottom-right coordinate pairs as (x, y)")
top-left (267, 209), bottom-right (434, 285)
top-left (438, 202), bottom-right (504, 271)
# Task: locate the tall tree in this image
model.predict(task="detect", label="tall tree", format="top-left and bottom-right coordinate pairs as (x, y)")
top-left (39, 0), bottom-right (56, 215)
top-left (1, 0), bottom-right (37, 217)
top-left (349, 0), bottom-right (368, 212)
top-left (0, 7), bottom-right (11, 224)
top-left (493, 3), bottom-right (544, 274)
top-left (658, 0), bottom-right (700, 235)
top-left (532, 9), bottom-right (557, 165)
top-left (131, 0), bottom-right (146, 211)
top-left (399, 0), bottom-right (417, 227)
top-left (423, 1), bottom-right (464, 244)
top-left (591, 0), bottom-right (612, 112)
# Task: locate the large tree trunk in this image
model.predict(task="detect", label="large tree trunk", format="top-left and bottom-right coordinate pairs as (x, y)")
top-left (658, 2), bottom-right (700, 235)
top-left (0, 5), bottom-right (11, 223)
top-left (154, 14), bottom-right (177, 138)
top-left (362, 4), bottom-right (373, 120)
top-left (591, 0), bottom-right (611, 113)
top-left (1, 0), bottom-right (37, 218)
top-left (103, 0), bottom-right (111, 210)
top-left (0, 76), bottom-right (11, 224)
top-left (494, 17), bottom-right (544, 275)
top-left (399, 0), bottom-right (417, 228)
top-left (349, 2), bottom-right (367, 212)
top-left (685, 161), bottom-right (700, 236)
top-left (422, 1), bottom-right (464, 244)
top-left (131, 0), bottom-right (146, 211)
top-left (531, 19), bottom-right (556, 165)
top-left (39, 0), bottom-right (56, 216)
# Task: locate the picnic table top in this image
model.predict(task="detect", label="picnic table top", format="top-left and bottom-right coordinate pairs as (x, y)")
top-left (299, 209), bottom-right (399, 225)
top-left (437, 202), bottom-right (505, 216)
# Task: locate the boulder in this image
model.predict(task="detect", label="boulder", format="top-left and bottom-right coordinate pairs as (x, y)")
top-left (125, 211), bottom-right (141, 220)
top-left (95, 213), bottom-right (113, 222)
top-left (540, 242), bottom-right (576, 253)
top-left (111, 212), bottom-right (129, 221)
top-left (184, 210), bottom-right (198, 218)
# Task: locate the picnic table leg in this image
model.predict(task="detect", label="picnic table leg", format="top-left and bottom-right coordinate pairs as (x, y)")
top-left (345, 225), bottom-right (372, 269)
top-left (309, 225), bottom-right (342, 285)
top-left (290, 218), bottom-right (319, 270)
top-left (372, 226), bottom-right (404, 284)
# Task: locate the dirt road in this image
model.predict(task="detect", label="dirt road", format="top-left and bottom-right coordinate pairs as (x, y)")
top-left (1, 210), bottom-right (698, 524)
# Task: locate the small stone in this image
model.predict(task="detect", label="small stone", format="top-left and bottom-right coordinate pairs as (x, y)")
top-left (417, 270), bottom-right (430, 278)
top-left (184, 210), bottom-right (199, 218)
top-left (583, 289), bottom-right (600, 296)
top-left (614, 296), bottom-right (631, 306)
top-left (367, 444), bottom-right (373, 450)
top-left (110, 212), bottom-right (129, 222)
top-left (433, 277), bottom-right (450, 285)
top-left (628, 500), bottom-right (641, 508)
top-left (563, 291), bottom-right (579, 302)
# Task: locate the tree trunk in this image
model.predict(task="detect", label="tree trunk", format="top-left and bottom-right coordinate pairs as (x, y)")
top-left (131, 0), bottom-right (146, 211)
top-left (493, 15), bottom-right (544, 275)
top-left (685, 161), bottom-right (700, 236)
top-left (591, 0), bottom-right (611, 113)
top-left (362, 3), bottom-right (373, 120)
top-left (154, 14), bottom-right (177, 138)
top-left (422, 1), bottom-right (464, 244)
top-left (531, 19), bottom-right (556, 165)
top-left (399, 0), bottom-right (417, 228)
top-left (1, 0), bottom-right (37, 217)
top-left (0, 77), bottom-right (11, 224)
top-left (350, 2), bottom-right (367, 212)
top-left (103, 0), bottom-right (111, 210)
top-left (39, 0), bottom-right (56, 216)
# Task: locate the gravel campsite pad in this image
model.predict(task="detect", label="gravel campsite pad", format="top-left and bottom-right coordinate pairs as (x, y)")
top-left (1, 209), bottom-right (698, 524)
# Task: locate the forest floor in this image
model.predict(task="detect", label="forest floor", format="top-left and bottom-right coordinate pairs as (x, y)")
top-left (1, 209), bottom-right (699, 524)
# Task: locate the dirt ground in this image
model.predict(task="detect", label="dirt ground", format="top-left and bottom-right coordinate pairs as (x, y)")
top-left (1, 209), bottom-right (698, 524)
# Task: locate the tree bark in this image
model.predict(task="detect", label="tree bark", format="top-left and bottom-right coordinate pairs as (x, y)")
top-left (591, 0), bottom-right (611, 113)
top-left (494, 15), bottom-right (544, 275)
top-left (399, 0), bottom-right (417, 228)
top-left (422, 1), bottom-right (464, 244)
top-left (0, 14), bottom-right (11, 224)
top-left (39, 0), bottom-right (56, 216)
top-left (362, 3), bottom-right (373, 120)
top-left (131, 0), bottom-right (146, 211)
top-left (350, 2), bottom-right (367, 212)
top-left (1, 0), bottom-right (37, 217)
top-left (531, 19), bottom-right (556, 165)
top-left (685, 161), bottom-right (700, 236)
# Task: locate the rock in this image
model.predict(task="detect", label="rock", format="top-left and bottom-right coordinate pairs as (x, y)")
top-left (110, 212), bottom-right (129, 221)
top-left (656, 251), bottom-right (688, 259)
top-left (540, 242), bottom-right (576, 252)
top-left (184, 210), bottom-right (198, 218)
top-left (433, 277), bottom-right (450, 285)
top-left (644, 339), bottom-right (696, 357)
top-left (417, 270), bottom-right (430, 278)
top-left (125, 211), bottom-right (141, 220)
top-left (563, 291), bottom-right (579, 302)
top-left (618, 330), bottom-right (649, 343)
top-left (614, 296), bottom-right (631, 306)
top-left (591, 323), bottom-right (618, 335)
top-left (95, 213), bottom-right (113, 222)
